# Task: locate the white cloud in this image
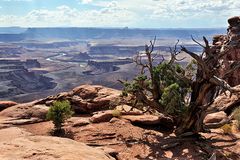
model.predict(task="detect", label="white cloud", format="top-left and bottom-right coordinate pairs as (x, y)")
top-left (0, 3), bottom-right (137, 27)
top-left (81, 0), bottom-right (92, 4)
top-left (2, 0), bottom-right (33, 2)
top-left (0, 0), bottom-right (240, 27)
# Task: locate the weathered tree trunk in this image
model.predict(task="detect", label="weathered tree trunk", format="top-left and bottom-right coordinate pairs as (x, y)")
top-left (175, 82), bottom-right (215, 135)
top-left (176, 37), bottom-right (240, 135)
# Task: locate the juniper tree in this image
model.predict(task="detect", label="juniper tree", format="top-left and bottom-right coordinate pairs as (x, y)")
top-left (47, 100), bottom-right (74, 134)
top-left (121, 37), bottom-right (240, 136)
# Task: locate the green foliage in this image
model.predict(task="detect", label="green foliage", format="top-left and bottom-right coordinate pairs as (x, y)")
top-left (122, 59), bottom-right (193, 117)
top-left (233, 107), bottom-right (240, 129)
top-left (47, 100), bottom-right (74, 132)
top-left (159, 83), bottom-right (187, 115)
top-left (121, 74), bottom-right (150, 96)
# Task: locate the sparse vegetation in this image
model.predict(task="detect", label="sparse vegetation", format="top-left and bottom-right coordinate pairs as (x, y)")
top-left (46, 100), bottom-right (74, 134)
top-left (112, 109), bottom-right (122, 117)
top-left (221, 124), bottom-right (232, 134)
top-left (233, 107), bottom-right (240, 129)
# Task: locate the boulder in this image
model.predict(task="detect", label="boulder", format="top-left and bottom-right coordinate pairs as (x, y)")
top-left (73, 85), bottom-right (121, 112)
top-left (204, 111), bottom-right (228, 124)
top-left (121, 114), bottom-right (174, 128)
top-left (0, 102), bottom-right (49, 125)
top-left (115, 104), bottom-right (143, 115)
top-left (0, 133), bottom-right (114, 160)
top-left (90, 110), bottom-right (114, 123)
top-left (0, 101), bottom-right (17, 111)
top-left (37, 85), bottom-right (122, 113)
top-left (67, 118), bottom-right (90, 127)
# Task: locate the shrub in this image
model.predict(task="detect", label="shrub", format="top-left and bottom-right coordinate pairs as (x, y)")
top-left (46, 100), bottom-right (74, 133)
top-left (233, 107), bottom-right (240, 129)
top-left (221, 124), bottom-right (232, 134)
top-left (112, 109), bottom-right (122, 117)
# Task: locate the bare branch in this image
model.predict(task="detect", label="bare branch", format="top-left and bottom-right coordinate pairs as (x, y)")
top-left (149, 36), bottom-right (157, 53)
top-left (203, 36), bottom-right (210, 50)
top-left (168, 40), bottom-right (181, 64)
top-left (191, 35), bottom-right (205, 48)
top-left (180, 46), bottom-right (210, 76)
top-left (209, 76), bottom-right (240, 93)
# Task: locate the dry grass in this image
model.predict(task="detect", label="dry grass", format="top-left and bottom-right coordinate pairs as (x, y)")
top-left (233, 107), bottom-right (240, 130)
top-left (221, 124), bottom-right (232, 134)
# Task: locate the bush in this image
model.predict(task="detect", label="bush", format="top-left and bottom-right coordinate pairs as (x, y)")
top-left (46, 100), bottom-right (74, 133)
top-left (221, 124), bottom-right (232, 134)
top-left (112, 109), bottom-right (122, 117)
top-left (233, 107), bottom-right (240, 130)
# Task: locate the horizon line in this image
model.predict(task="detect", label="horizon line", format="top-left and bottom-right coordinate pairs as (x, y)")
top-left (0, 26), bottom-right (227, 30)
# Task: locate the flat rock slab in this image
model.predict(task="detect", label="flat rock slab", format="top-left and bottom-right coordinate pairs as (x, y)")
top-left (0, 127), bottom-right (32, 142)
top-left (204, 111), bottom-right (227, 124)
top-left (122, 114), bottom-right (173, 127)
top-left (0, 134), bottom-right (114, 160)
top-left (2, 117), bottom-right (42, 125)
top-left (69, 118), bottom-right (90, 127)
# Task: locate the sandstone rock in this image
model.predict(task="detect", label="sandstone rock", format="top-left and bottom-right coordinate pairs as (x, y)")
top-left (121, 114), bottom-right (174, 128)
top-left (2, 117), bottom-right (42, 125)
top-left (209, 85), bottom-right (240, 112)
top-left (228, 16), bottom-right (240, 26)
top-left (204, 111), bottom-right (228, 124)
top-left (90, 110), bottom-right (114, 123)
top-left (72, 119), bottom-right (90, 127)
top-left (116, 104), bottom-right (143, 115)
top-left (37, 85), bottom-right (122, 113)
top-left (0, 127), bottom-right (32, 142)
top-left (97, 147), bottom-right (118, 158)
top-left (109, 117), bottom-right (120, 123)
top-left (73, 85), bottom-right (100, 99)
top-left (0, 135), bottom-right (114, 160)
top-left (0, 101), bottom-right (17, 111)
top-left (0, 102), bottom-right (49, 123)
top-left (212, 16), bottom-right (240, 86)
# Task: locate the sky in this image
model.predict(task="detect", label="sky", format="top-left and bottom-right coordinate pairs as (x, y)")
top-left (0, 0), bottom-right (239, 28)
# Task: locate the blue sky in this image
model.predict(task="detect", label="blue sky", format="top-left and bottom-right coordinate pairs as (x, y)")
top-left (0, 0), bottom-right (239, 28)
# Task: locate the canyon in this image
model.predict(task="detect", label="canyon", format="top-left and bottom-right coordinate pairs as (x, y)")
top-left (0, 17), bottom-right (239, 160)
top-left (0, 27), bottom-right (225, 102)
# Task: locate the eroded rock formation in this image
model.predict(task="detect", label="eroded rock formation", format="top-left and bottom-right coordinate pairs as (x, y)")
top-left (212, 16), bottom-right (240, 86)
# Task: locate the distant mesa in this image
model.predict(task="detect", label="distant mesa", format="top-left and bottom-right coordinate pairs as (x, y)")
top-left (0, 27), bottom-right (225, 42)
top-left (83, 59), bottom-right (132, 75)
top-left (0, 59), bottom-right (56, 99)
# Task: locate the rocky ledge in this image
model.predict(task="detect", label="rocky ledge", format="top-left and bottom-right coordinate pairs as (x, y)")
top-left (0, 84), bottom-right (239, 160)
